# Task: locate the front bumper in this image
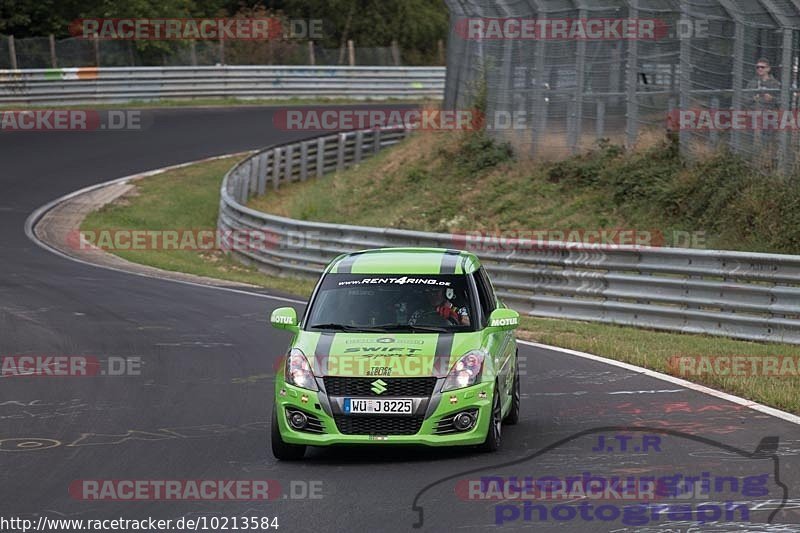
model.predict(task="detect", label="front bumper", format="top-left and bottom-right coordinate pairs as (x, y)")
top-left (274, 379), bottom-right (493, 446)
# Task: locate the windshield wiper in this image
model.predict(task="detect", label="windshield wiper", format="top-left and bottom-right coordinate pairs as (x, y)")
top-left (368, 324), bottom-right (453, 333)
top-left (308, 323), bottom-right (361, 331)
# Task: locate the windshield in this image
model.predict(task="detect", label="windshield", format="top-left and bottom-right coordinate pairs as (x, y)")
top-left (305, 274), bottom-right (475, 333)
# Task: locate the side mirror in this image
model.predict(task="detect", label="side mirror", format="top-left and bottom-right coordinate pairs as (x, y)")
top-left (270, 307), bottom-right (299, 333)
top-left (487, 308), bottom-right (520, 331)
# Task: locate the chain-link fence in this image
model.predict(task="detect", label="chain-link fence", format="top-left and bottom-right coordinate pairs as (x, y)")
top-left (0, 34), bottom-right (442, 69)
top-left (444, 0), bottom-right (800, 174)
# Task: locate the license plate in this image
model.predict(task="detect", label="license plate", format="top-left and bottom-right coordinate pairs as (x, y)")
top-left (344, 398), bottom-right (414, 415)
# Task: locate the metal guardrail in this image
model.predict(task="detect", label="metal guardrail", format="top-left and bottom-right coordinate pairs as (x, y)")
top-left (0, 66), bottom-right (446, 105)
top-left (218, 128), bottom-right (800, 345)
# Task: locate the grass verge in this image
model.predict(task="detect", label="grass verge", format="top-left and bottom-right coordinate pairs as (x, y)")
top-left (80, 156), bottom-right (316, 297)
top-left (80, 139), bottom-right (800, 414)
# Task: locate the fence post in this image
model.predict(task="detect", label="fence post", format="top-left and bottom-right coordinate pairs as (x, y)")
top-left (272, 147), bottom-right (282, 189)
top-left (570, 9), bottom-right (587, 154)
top-left (316, 137), bottom-right (326, 177)
top-left (93, 33), bottom-right (100, 67)
top-left (354, 131), bottom-right (364, 164)
top-left (308, 41), bottom-right (316, 66)
top-left (8, 35), bottom-right (18, 69)
top-left (284, 145), bottom-right (294, 182)
top-left (596, 100), bottom-right (606, 140)
top-left (390, 40), bottom-right (400, 66)
top-left (531, 40), bottom-right (547, 157)
top-left (779, 28), bottom-right (793, 175)
top-left (678, 3), bottom-right (692, 159)
top-left (337, 133), bottom-right (347, 171)
top-left (348, 40), bottom-right (355, 66)
top-left (709, 96), bottom-right (720, 146)
top-left (300, 141), bottom-right (309, 180)
top-left (190, 41), bottom-right (198, 66)
top-left (730, 22), bottom-right (745, 155)
top-left (49, 34), bottom-right (57, 68)
top-left (219, 39), bottom-right (225, 65)
top-left (437, 39), bottom-right (445, 65)
top-left (625, 0), bottom-right (639, 149)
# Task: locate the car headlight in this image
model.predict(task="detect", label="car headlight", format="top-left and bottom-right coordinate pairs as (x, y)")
top-left (285, 348), bottom-right (318, 391)
top-left (441, 350), bottom-right (486, 392)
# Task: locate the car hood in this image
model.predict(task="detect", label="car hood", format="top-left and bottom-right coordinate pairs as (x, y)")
top-left (292, 331), bottom-right (482, 378)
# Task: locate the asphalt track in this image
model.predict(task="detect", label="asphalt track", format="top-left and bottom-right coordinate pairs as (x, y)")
top-left (1, 106), bottom-right (800, 532)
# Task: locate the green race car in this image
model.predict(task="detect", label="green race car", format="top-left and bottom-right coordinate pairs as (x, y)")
top-left (269, 248), bottom-right (520, 460)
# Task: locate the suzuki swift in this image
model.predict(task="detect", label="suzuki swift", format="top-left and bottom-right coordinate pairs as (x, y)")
top-left (269, 248), bottom-right (520, 460)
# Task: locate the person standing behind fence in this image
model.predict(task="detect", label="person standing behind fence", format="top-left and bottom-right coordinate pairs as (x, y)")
top-left (745, 58), bottom-right (781, 158)
top-left (747, 58), bottom-right (781, 110)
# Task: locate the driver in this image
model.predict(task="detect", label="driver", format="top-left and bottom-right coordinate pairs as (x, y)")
top-left (409, 287), bottom-right (470, 326)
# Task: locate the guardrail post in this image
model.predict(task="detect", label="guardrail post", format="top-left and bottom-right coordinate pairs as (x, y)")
top-left (337, 133), bottom-right (347, 171)
top-left (272, 147), bottom-right (281, 189)
top-left (249, 157), bottom-right (258, 193)
top-left (284, 145), bottom-right (294, 182)
top-left (300, 141), bottom-right (309, 180)
top-left (316, 137), bottom-right (326, 177)
top-left (354, 131), bottom-right (364, 164)
top-left (373, 129), bottom-right (382, 154)
top-left (257, 152), bottom-right (268, 195)
top-left (238, 171), bottom-right (249, 203)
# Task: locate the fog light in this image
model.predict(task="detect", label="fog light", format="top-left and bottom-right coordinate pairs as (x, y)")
top-left (289, 410), bottom-right (308, 430)
top-left (453, 411), bottom-right (476, 431)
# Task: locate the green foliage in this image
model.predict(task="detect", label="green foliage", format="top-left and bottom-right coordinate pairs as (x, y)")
top-left (455, 131), bottom-right (514, 173)
top-left (1, 0), bottom-right (449, 66)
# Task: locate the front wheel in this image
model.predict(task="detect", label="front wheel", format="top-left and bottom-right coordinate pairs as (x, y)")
top-left (480, 383), bottom-right (503, 452)
top-left (504, 353), bottom-right (520, 425)
top-left (271, 405), bottom-right (306, 461)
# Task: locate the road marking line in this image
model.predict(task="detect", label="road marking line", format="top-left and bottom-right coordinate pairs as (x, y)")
top-left (518, 340), bottom-right (800, 426)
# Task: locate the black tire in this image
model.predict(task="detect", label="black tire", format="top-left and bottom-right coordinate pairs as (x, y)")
top-left (271, 405), bottom-right (306, 461)
top-left (480, 383), bottom-right (503, 452)
top-left (504, 353), bottom-right (521, 426)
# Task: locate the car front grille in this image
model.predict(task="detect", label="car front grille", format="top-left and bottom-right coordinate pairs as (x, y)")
top-left (333, 415), bottom-right (424, 435)
top-left (323, 377), bottom-right (437, 397)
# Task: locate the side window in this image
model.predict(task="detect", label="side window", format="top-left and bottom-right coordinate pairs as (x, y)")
top-left (478, 268), bottom-right (498, 312)
top-left (473, 268), bottom-right (496, 324)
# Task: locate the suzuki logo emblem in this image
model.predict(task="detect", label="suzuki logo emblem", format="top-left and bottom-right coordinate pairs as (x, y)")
top-left (371, 379), bottom-right (388, 395)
